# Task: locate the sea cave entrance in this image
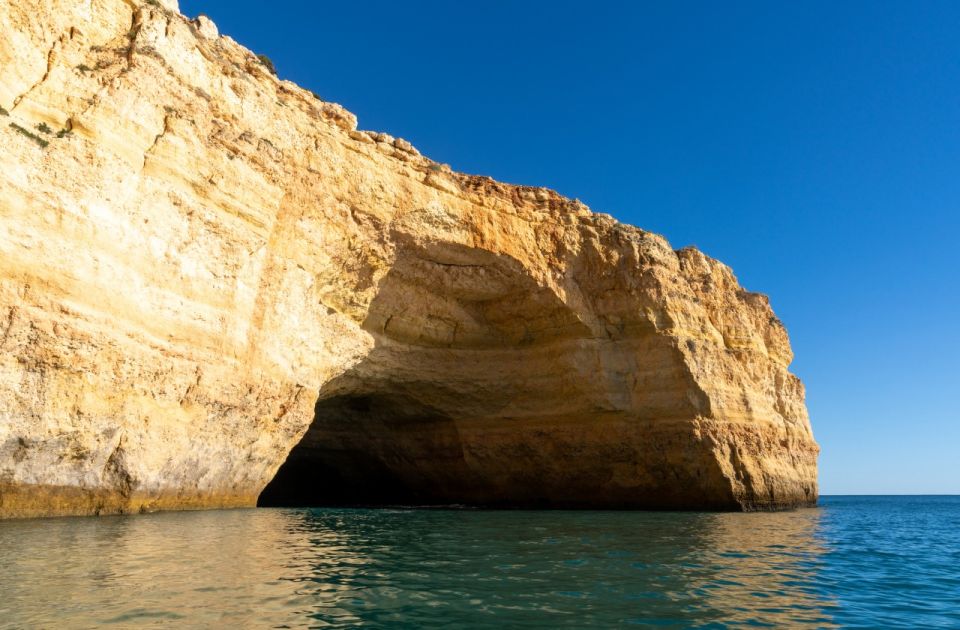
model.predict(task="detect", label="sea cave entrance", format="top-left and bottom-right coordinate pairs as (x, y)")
top-left (256, 391), bottom-right (475, 507)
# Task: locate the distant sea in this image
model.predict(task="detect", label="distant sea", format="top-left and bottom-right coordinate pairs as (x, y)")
top-left (1, 496), bottom-right (957, 627)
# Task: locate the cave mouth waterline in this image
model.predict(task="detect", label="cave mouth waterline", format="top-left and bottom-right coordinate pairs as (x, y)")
top-left (255, 391), bottom-right (750, 511)
top-left (257, 392), bottom-right (474, 508)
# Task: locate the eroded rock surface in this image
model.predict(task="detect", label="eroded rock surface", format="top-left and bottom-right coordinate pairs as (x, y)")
top-left (0, 0), bottom-right (818, 518)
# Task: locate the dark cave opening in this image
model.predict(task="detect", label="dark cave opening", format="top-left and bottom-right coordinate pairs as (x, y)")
top-left (257, 392), bottom-right (475, 508)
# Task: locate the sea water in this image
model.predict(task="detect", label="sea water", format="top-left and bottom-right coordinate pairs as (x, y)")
top-left (1, 496), bottom-right (957, 627)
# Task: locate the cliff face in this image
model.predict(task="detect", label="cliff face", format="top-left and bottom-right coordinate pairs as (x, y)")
top-left (0, 0), bottom-right (818, 518)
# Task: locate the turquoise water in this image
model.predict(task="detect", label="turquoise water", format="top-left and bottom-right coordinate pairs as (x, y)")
top-left (1, 496), bottom-right (957, 627)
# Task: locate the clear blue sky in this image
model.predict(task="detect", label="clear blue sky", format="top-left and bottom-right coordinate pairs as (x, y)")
top-left (182, 0), bottom-right (960, 495)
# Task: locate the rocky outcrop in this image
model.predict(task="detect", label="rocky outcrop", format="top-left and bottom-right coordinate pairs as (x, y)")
top-left (0, 0), bottom-right (818, 518)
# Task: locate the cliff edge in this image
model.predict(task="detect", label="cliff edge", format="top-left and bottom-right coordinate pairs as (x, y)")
top-left (0, 0), bottom-right (818, 517)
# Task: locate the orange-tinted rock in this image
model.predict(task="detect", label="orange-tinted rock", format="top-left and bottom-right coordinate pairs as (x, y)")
top-left (0, 0), bottom-right (817, 518)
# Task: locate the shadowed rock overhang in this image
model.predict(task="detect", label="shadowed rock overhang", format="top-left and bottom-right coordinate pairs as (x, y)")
top-left (257, 241), bottom-right (818, 511)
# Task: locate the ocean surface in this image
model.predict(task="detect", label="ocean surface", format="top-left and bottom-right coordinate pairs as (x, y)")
top-left (1, 496), bottom-right (958, 628)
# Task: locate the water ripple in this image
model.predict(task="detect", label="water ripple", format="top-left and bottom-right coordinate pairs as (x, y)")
top-left (0, 496), bottom-right (958, 627)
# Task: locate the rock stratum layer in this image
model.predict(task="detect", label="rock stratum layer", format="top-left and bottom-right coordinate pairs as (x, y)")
top-left (0, 0), bottom-right (818, 519)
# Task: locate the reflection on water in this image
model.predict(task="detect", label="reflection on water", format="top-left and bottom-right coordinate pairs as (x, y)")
top-left (1, 497), bottom-right (957, 627)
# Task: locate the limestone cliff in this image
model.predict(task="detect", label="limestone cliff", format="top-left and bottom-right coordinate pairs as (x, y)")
top-left (0, 0), bottom-right (818, 518)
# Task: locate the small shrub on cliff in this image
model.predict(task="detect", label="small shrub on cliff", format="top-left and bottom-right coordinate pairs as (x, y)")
top-left (56, 128), bottom-right (72, 139)
top-left (76, 64), bottom-right (92, 73)
top-left (36, 122), bottom-right (53, 134)
top-left (10, 122), bottom-right (49, 148)
top-left (0, 106), bottom-right (8, 116)
top-left (257, 54), bottom-right (277, 76)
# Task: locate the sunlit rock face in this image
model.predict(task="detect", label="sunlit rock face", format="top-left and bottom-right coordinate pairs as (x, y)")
top-left (0, 0), bottom-right (818, 518)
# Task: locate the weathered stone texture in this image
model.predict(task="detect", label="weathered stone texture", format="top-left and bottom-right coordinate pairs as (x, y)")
top-left (0, 0), bottom-right (817, 518)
